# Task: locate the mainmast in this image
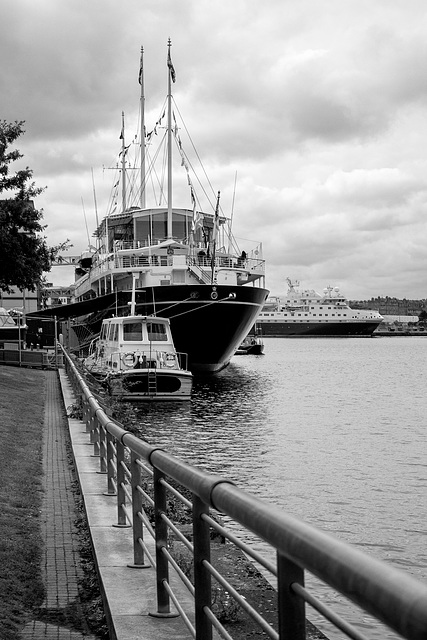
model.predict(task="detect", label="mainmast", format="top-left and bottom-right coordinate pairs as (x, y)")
top-left (120, 111), bottom-right (126, 214)
top-left (167, 39), bottom-right (175, 239)
top-left (139, 46), bottom-right (146, 209)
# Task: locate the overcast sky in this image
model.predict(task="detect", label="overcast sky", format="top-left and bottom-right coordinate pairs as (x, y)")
top-left (2, 0), bottom-right (427, 299)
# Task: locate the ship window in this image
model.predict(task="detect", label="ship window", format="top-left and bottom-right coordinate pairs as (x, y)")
top-left (123, 322), bottom-right (143, 341)
top-left (147, 322), bottom-right (168, 341)
top-left (172, 212), bottom-right (188, 240)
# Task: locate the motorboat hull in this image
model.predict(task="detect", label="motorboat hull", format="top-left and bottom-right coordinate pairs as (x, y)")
top-left (104, 369), bottom-right (192, 402)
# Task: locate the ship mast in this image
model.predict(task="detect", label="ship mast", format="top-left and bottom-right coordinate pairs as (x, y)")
top-left (139, 46), bottom-right (146, 209)
top-left (167, 39), bottom-right (174, 239)
top-left (120, 111), bottom-right (126, 214)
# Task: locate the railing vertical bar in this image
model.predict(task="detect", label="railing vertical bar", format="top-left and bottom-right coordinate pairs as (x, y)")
top-left (98, 422), bottom-right (107, 473)
top-left (85, 402), bottom-right (91, 433)
top-left (277, 551), bottom-right (306, 640)
top-left (113, 439), bottom-right (130, 528)
top-left (150, 467), bottom-right (177, 618)
top-left (128, 451), bottom-right (150, 568)
top-left (193, 494), bottom-right (212, 640)
top-left (105, 430), bottom-right (116, 496)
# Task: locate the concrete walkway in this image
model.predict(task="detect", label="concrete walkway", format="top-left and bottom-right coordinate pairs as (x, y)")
top-left (58, 369), bottom-right (195, 640)
top-left (21, 367), bottom-right (194, 639)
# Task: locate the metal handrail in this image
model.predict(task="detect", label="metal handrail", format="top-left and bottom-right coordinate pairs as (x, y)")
top-left (62, 346), bottom-right (427, 640)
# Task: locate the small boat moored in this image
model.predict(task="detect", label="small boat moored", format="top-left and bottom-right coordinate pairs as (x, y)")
top-left (235, 334), bottom-right (264, 355)
top-left (83, 290), bottom-right (192, 401)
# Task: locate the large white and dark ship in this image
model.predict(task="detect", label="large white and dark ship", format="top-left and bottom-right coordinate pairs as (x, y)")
top-left (33, 43), bottom-right (268, 373)
top-left (256, 279), bottom-right (383, 337)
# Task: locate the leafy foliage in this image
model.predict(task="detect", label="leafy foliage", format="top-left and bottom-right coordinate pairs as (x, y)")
top-left (0, 120), bottom-right (71, 293)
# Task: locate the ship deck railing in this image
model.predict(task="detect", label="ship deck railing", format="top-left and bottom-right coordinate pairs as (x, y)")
top-left (87, 252), bottom-right (265, 281)
top-left (61, 345), bottom-right (427, 640)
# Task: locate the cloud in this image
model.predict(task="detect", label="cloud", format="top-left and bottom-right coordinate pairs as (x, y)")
top-left (2, 0), bottom-right (427, 298)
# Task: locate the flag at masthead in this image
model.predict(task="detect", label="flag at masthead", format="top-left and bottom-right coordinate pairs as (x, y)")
top-left (167, 38), bottom-right (176, 83)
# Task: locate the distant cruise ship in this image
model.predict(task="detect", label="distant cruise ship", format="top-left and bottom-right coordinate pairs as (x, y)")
top-left (256, 279), bottom-right (383, 337)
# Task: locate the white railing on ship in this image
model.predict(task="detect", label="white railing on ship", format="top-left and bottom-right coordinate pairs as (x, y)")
top-left (90, 253), bottom-right (265, 275)
top-left (62, 346), bottom-right (427, 640)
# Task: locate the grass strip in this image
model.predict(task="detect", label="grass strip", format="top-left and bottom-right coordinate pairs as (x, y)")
top-left (0, 366), bottom-right (46, 639)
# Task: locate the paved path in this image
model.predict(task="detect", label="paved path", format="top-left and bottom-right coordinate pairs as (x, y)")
top-left (19, 368), bottom-right (193, 640)
top-left (21, 371), bottom-right (98, 639)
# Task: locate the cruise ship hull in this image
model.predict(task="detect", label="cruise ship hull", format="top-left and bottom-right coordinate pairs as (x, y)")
top-left (257, 320), bottom-right (381, 337)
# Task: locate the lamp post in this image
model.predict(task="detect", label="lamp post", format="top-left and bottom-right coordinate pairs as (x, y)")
top-left (17, 313), bottom-right (27, 367)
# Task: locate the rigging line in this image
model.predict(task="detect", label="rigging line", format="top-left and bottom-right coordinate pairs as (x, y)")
top-left (145, 96), bottom-right (168, 141)
top-left (145, 130), bottom-right (168, 203)
top-left (230, 171), bottom-right (237, 226)
top-left (175, 139), bottom-right (216, 213)
top-left (81, 197), bottom-right (91, 247)
top-left (172, 98), bottom-right (218, 203)
top-left (167, 296), bottom-right (236, 320)
top-left (146, 294), bottom-right (202, 316)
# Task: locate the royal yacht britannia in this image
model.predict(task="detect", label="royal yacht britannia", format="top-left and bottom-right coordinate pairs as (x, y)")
top-left (34, 42), bottom-right (268, 373)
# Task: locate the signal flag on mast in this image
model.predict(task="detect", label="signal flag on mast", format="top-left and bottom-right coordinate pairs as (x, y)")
top-left (167, 42), bottom-right (176, 83)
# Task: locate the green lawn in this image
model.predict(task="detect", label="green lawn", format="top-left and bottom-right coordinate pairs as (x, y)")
top-left (0, 366), bottom-right (46, 639)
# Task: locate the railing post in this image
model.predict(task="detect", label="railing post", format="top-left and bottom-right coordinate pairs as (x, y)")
top-left (277, 552), bottom-right (306, 640)
top-left (193, 495), bottom-right (212, 640)
top-left (91, 412), bottom-right (100, 457)
top-left (150, 467), bottom-right (176, 617)
top-left (128, 451), bottom-right (150, 568)
top-left (112, 438), bottom-right (130, 528)
top-left (85, 403), bottom-right (93, 434)
top-left (105, 430), bottom-right (116, 496)
top-left (98, 422), bottom-right (107, 474)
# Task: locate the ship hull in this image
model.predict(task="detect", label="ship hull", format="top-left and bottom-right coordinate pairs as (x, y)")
top-left (43, 284), bottom-right (269, 374)
top-left (257, 320), bottom-right (381, 337)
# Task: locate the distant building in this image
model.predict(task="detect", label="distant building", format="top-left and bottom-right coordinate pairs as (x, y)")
top-left (0, 285), bottom-right (75, 314)
top-left (42, 286), bottom-right (75, 308)
top-left (350, 297), bottom-right (426, 318)
top-left (0, 287), bottom-right (39, 314)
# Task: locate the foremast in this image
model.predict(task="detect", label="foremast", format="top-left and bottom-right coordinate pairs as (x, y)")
top-left (139, 46), bottom-right (146, 209)
top-left (167, 38), bottom-right (175, 239)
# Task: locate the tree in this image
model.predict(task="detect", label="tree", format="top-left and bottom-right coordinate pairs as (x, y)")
top-left (0, 120), bottom-right (71, 293)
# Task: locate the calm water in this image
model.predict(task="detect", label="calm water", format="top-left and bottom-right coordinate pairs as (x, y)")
top-left (132, 337), bottom-right (427, 639)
